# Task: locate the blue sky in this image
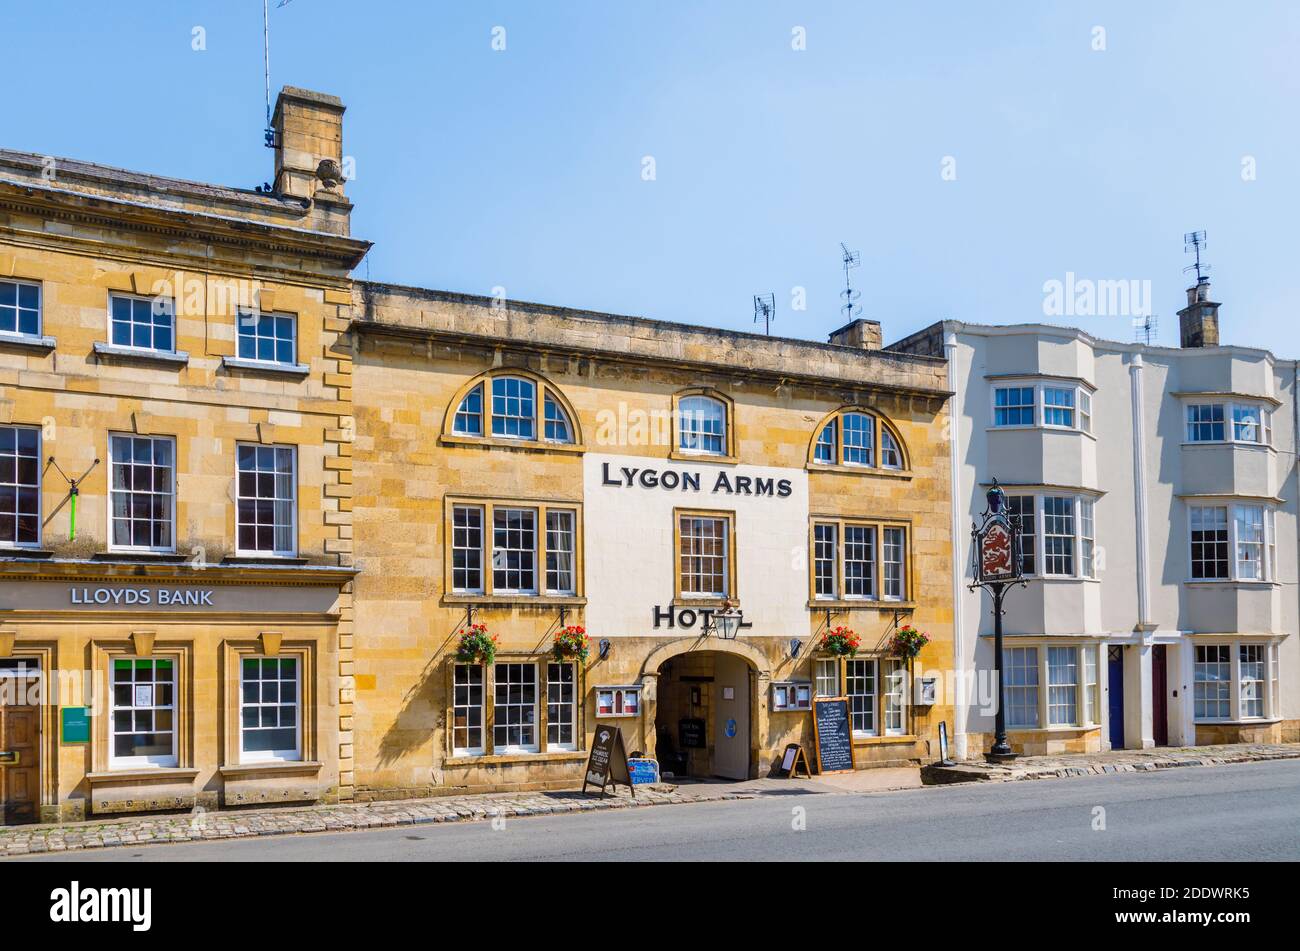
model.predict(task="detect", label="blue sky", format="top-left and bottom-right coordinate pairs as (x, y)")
top-left (7, 2), bottom-right (1300, 352)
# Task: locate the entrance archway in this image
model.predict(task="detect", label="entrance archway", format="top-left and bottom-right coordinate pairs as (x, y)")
top-left (640, 639), bottom-right (769, 781)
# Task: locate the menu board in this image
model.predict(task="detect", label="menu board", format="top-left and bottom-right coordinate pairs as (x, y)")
top-left (812, 697), bottom-right (855, 774)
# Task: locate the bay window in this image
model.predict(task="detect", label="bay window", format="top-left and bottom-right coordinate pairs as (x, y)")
top-left (1002, 643), bottom-right (1101, 730)
top-left (1185, 399), bottom-right (1272, 446)
top-left (1000, 491), bottom-right (1096, 579)
top-left (1188, 502), bottom-right (1275, 582)
top-left (990, 380), bottom-right (1095, 433)
top-left (1194, 641), bottom-right (1277, 722)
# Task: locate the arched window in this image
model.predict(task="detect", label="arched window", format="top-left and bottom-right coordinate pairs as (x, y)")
top-left (445, 370), bottom-right (581, 448)
top-left (809, 407), bottom-right (908, 472)
top-left (678, 395), bottom-right (727, 455)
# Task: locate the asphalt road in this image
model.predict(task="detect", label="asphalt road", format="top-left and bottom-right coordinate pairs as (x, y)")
top-left (16, 760), bottom-right (1300, 862)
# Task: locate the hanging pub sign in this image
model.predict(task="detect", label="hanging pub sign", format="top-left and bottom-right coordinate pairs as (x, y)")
top-left (977, 517), bottom-right (1015, 583)
top-left (582, 724), bottom-right (635, 798)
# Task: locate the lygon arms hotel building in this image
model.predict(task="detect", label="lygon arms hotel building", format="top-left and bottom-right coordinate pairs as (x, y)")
top-left (0, 87), bottom-right (955, 820)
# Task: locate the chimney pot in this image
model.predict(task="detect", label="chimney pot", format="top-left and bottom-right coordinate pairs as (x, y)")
top-left (1178, 282), bottom-right (1220, 348)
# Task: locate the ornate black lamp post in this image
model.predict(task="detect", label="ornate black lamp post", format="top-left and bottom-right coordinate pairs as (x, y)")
top-left (969, 480), bottom-right (1027, 762)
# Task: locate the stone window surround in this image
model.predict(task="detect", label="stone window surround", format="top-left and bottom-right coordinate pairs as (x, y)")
top-left (807, 514), bottom-right (913, 606)
top-left (672, 506), bottom-right (736, 605)
top-left (444, 656), bottom-right (585, 764)
top-left (222, 638), bottom-right (318, 767)
top-left (806, 404), bottom-right (911, 476)
top-left (670, 387), bottom-right (735, 463)
top-left (442, 494), bottom-right (586, 605)
top-left (442, 368), bottom-right (584, 454)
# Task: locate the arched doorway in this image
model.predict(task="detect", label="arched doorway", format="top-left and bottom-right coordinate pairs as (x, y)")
top-left (642, 641), bottom-right (767, 781)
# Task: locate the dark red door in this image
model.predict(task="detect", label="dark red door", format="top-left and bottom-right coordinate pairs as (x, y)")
top-left (1152, 645), bottom-right (1169, 746)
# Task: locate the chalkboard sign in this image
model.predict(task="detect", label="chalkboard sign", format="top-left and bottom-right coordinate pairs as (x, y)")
top-left (583, 725), bottom-right (635, 798)
top-left (812, 697), bottom-right (855, 774)
top-left (774, 743), bottom-right (812, 779)
top-left (678, 717), bottom-right (707, 749)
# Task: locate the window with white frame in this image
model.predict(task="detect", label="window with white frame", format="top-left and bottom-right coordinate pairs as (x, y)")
top-left (451, 504), bottom-right (485, 593)
top-left (678, 395), bottom-right (726, 455)
top-left (452, 663), bottom-right (485, 754)
top-left (1186, 400), bottom-right (1272, 445)
top-left (237, 310), bottom-right (296, 365)
top-left (1239, 645), bottom-right (1265, 719)
top-left (450, 374), bottom-right (576, 445)
top-left (992, 381), bottom-right (1094, 432)
top-left (0, 425), bottom-right (40, 548)
top-left (883, 527), bottom-right (905, 600)
top-left (1042, 496), bottom-right (1075, 576)
top-left (493, 662), bottom-right (538, 753)
top-left (110, 292), bottom-right (175, 352)
top-left (1194, 645), bottom-right (1231, 720)
top-left (236, 443), bottom-right (296, 556)
top-left (109, 434), bottom-right (175, 552)
top-left (493, 507), bottom-right (537, 594)
top-left (240, 656), bottom-right (300, 762)
top-left (545, 509), bottom-right (576, 594)
top-left (110, 657), bottom-right (176, 767)
top-left (814, 423), bottom-right (835, 463)
top-left (678, 513), bottom-right (730, 597)
top-left (1080, 499), bottom-right (1096, 578)
top-left (811, 518), bottom-right (908, 601)
top-left (0, 279), bottom-right (41, 338)
top-left (841, 412), bottom-right (874, 466)
top-left (1007, 494), bottom-right (1036, 576)
top-left (1006, 647), bottom-right (1039, 728)
top-left (491, 376), bottom-right (536, 439)
top-left (1189, 503), bottom-right (1274, 582)
top-left (813, 523), bottom-right (837, 599)
top-left (453, 383), bottom-right (484, 436)
top-left (1046, 647), bottom-right (1079, 726)
top-left (450, 500), bottom-right (582, 599)
top-left (880, 428), bottom-right (903, 469)
top-left (1042, 387), bottom-right (1075, 428)
top-left (883, 658), bottom-right (906, 735)
top-left (843, 524), bottom-right (876, 599)
top-left (546, 662), bottom-right (577, 750)
top-left (543, 394), bottom-right (572, 443)
top-left (1005, 644), bottom-right (1100, 729)
top-left (845, 659), bottom-right (876, 736)
top-left (1193, 642), bottom-right (1274, 722)
top-left (993, 386), bottom-right (1035, 427)
top-left (814, 658), bottom-right (840, 698)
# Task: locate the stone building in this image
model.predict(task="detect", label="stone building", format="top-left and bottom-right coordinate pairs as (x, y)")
top-left (0, 88), bottom-right (365, 822)
top-left (892, 281), bottom-right (1300, 758)
top-left (0, 83), bottom-right (956, 821)
top-left (347, 288), bottom-right (956, 796)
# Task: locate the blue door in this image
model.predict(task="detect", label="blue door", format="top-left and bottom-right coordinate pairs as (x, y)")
top-left (1107, 647), bottom-right (1125, 749)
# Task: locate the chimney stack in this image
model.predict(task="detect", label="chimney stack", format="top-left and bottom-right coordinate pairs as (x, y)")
top-left (827, 318), bottom-right (882, 351)
top-left (1177, 281), bottom-right (1220, 348)
top-left (271, 87), bottom-right (352, 235)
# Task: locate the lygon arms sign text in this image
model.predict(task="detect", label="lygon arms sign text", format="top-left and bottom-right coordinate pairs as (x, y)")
top-left (601, 462), bottom-right (793, 498)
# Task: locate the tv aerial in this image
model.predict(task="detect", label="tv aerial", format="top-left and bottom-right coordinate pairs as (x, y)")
top-left (1183, 230), bottom-right (1211, 285)
top-left (753, 293), bottom-right (775, 335)
top-left (840, 243), bottom-right (862, 321)
top-left (1132, 314), bottom-right (1160, 345)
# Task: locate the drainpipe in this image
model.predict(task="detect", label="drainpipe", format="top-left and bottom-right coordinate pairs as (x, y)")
top-left (944, 328), bottom-right (968, 760)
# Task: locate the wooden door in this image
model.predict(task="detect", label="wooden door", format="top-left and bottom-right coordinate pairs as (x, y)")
top-left (1152, 645), bottom-right (1169, 747)
top-left (1107, 647), bottom-right (1125, 749)
top-left (0, 705), bottom-right (40, 825)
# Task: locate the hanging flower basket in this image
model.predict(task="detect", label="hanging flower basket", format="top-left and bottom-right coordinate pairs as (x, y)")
top-left (455, 623), bottom-right (499, 665)
top-left (819, 626), bottom-right (861, 657)
top-left (552, 625), bottom-right (591, 662)
top-left (888, 624), bottom-right (930, 661)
